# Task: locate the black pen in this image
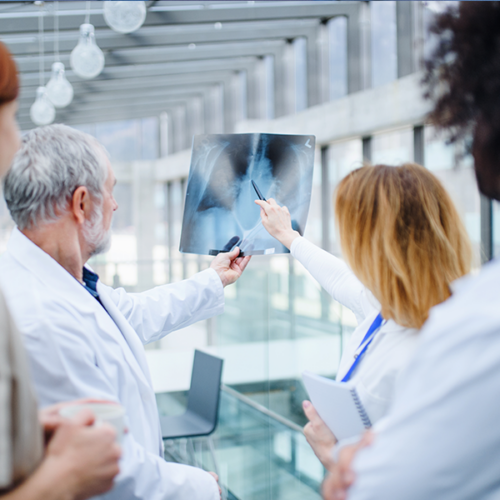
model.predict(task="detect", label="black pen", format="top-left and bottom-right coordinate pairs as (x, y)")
top-left (251, 180), bottom-right (267, 202)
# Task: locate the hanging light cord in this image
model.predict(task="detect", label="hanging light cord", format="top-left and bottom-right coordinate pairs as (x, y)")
top-left (85, 1), bottom-right (90, 24)
top-left (54, 1), bottom-right (59, 62)
top-left (38, 4), bottom-right (44, 87)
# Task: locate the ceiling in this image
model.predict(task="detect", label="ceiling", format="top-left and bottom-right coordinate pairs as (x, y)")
top-left (0, 1), bottom-right (357, 131)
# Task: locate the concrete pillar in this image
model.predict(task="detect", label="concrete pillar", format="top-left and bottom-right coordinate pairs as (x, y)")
top-left (186, 96), bottom-right (204, 146)
top-left (204, 84), bottom-right (224, 134)
top-left (282, 41), bottom-right (297, 115)
top-left (247, 57), bottom-right (268, 119)
top-left (306, 28), bottom-right (323, 107)
top-left (347, 2), bottom-right (370, 93)
top-left (294, 37), bottom-right (308, 112)
top-left (225, 71), bottom-right (247, 132)
top-left (397, 1), bottom-right (415, 78)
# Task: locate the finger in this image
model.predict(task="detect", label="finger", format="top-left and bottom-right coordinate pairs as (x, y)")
top-left (302, 400), bottom-right (321, 423)
top-left (255, 200), bottom-right (269, 213)
top-left (267, 198), bottom-right (278, 206)
top-left (237, 255), bottom-right (251, 272)
top-left (72, 398), bottom-right (119, 406)
top-left (226, 246), bottom-right (241, 260)
top-left (360, 430), bottom-right (374, 447)
top-left (41, 414), bottom-right (65, 433)
top-left (70, 408), bottom-right (96, 426)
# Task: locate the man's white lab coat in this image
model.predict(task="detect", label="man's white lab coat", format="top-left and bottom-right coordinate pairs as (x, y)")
top-left (0, 228), bottom-right (223, 500)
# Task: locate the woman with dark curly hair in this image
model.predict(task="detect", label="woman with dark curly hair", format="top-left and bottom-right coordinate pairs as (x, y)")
top-left (322, 3), bottom-right (500, 500)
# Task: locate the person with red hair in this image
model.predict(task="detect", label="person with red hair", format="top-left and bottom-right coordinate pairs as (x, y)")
top-left (0, 41), bottom-right (122, 500)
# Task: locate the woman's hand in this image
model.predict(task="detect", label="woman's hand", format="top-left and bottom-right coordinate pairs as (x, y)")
top-left (322, 431), bottom-right (374, 500)
top-left (39, 398), bottom-right (121, 445)
top-left (303, 400), bottom-right (337, 469)
top-left (254, 198), bottom-right (300, 249)
top-left (44, 408), bottom-right (121, 500)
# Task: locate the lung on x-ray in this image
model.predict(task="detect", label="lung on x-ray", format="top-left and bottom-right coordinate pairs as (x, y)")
top-left (179, 133), bottom-right (316, 256)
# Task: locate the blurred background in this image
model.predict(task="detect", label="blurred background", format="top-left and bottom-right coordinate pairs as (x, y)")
top-left (1, 1), bottom-right (499, 499)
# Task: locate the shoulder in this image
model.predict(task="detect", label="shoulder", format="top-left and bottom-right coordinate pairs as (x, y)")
top-left (421, 260), bottom-right (500, 349)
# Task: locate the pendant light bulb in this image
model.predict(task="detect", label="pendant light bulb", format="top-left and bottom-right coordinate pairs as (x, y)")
top-left (30, 86), bottom-right (56, 126)
top-left (46, 62), bottom-right (74, 108)
top-left (70, 23), bottom-right (105, 79)
top-left (103, 1), bottom-right (147, 34)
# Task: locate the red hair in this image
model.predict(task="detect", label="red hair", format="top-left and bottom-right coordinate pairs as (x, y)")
top-left (0, 41), bottom-right (18, 105)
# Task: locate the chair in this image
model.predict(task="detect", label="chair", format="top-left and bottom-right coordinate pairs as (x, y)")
top-left (160, 349), bottom-right (224, 440)
top-left (161, 350), bottom-right (226, 498)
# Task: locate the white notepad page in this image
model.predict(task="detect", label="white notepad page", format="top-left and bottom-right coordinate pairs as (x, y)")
top-left (302, 370), bottom-right (371, 441)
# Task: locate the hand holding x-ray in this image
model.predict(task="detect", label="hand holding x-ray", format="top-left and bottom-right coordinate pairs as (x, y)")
top-left (179, 133), bottom-right (315, 256)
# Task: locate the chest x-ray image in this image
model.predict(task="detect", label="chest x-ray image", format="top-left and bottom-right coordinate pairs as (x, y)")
top-left (179, 133), bottom-right (316, 256)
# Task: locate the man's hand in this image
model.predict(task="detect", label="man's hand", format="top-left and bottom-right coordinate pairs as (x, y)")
top-left (303, 400), bottom-right (337, 469)
top-left (210, 246), bottom-right (251, 287)
top-left (322, 431), bottom-right (374, 500)
top-left (207, 472), bottom-right (222, 498)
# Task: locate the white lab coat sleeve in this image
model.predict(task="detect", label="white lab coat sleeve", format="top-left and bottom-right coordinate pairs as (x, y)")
top-left (103, 435), bottom-right (220, 500)
top-left (290, 237), bottom-right (370, 323)
top-left (102, 268), bottom-right (225, 344)
top-left (22, 313), bottom-right (220, 500)
top-left (346, 292), bottom-right (500, 500)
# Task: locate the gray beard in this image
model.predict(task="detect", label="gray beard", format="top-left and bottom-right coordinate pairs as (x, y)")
top-left (82, 206), bottom-right (112, 257)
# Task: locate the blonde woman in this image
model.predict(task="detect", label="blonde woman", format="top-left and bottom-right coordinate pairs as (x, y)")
top-left (256, 163), bottom-right (471, 468)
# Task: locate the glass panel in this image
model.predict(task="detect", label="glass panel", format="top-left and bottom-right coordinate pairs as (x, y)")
top-left (96, 120), bottom-right (141, 162)
top-left (304, 148), bottom-right (323, 248)
top-left (424, 126), bottom-right (481, 267)
top-left (371, 127), bottom-right (413, 165)
top-left (371, 1), bottom-right (397, 88)
top-left (158, 390), bottom-right (324, 500)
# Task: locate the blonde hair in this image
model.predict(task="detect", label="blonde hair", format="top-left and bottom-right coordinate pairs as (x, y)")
top-left (334, 163), bottom-right (471, 329)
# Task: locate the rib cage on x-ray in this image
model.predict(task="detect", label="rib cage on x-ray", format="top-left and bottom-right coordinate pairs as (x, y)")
top-left (180, 133), bottom-right (315, 256)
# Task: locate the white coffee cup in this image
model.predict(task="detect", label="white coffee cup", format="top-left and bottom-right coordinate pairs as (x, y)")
top-left (59, 403), bottom-right (126, 443)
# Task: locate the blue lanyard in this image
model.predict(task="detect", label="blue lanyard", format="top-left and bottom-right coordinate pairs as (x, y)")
top-left (341, 313), bottom-right (384, 383)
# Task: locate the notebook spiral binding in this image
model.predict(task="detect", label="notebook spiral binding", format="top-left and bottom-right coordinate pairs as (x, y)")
top-left (350, 388), bottom-right (372, 428)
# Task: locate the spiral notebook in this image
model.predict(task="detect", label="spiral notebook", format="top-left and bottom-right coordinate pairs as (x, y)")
top-left (302, 371), bottom-right (372, 441)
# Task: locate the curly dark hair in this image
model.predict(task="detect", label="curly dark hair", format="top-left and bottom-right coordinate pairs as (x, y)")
top-left (423, 1), bottom-right (500, 199)
top-left (424, 2), bottom-right (500, 139)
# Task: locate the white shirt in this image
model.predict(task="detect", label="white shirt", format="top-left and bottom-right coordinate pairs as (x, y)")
top-left (291, 237), bottom-right (419, 424)
top-left (348, 258), bottom-right (500, 500)
top-left (0, 228), bottom-right (223, 500)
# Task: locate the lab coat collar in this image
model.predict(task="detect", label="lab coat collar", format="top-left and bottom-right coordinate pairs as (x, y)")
top-left (6, 228), bottom-right (153, 389)
top-left (7, 228), bottom-right (87, 298)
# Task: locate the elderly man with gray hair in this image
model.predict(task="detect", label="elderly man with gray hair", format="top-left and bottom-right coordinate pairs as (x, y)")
top-left (0, 124), bottom-right (250, 500)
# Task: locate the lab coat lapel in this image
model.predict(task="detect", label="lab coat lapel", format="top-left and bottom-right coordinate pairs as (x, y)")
top-left (7, 229), bottom-right (152, 390)
top-left (97, 282), bottom-right (153, 385)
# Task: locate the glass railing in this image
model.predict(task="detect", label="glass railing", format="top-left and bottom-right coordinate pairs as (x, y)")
top-left (158, 387), bottom-right (324, 500)
top-left (90, 253), bottom-right (353, 499)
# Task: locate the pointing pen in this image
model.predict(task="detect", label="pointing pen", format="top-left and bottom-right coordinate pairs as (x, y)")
top-left (251, 180), bottom-right (267, 202)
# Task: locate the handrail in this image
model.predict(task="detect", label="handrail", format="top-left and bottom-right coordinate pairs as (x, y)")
top-left (221, 384), bottom-right (304, 434)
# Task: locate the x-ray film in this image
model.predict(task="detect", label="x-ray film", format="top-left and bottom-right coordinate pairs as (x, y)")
top-left (179, 133), bottom-right (316, 256)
